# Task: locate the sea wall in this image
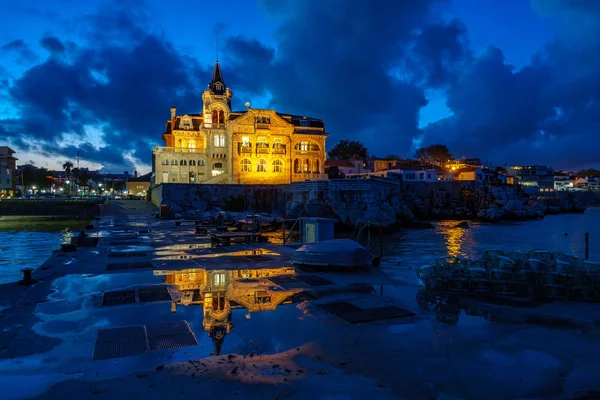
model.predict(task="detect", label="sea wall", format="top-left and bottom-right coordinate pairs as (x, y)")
top-left (403, 182), bottom-right (585, 221)
top-left (151, 179), bottom-right (414, 229)
top-left (150, 183), bottom-right (288, 214)
top-left (0, 199), bottom-right (104, 219)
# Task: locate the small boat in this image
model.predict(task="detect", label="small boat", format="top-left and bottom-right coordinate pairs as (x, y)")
top-left (293, 239), bottom-right (374, 268)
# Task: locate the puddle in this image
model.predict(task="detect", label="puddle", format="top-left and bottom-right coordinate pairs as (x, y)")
top-left (416, 289), bottom-right (600, 335)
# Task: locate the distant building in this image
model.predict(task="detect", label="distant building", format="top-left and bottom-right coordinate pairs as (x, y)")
top-left (453, 167), bottom-right (494, 188)
top-left (350, 166), bottom-right (454, 182)
top-left (445, 158), bottom-right (484, 171)
top-left (126, 173), bottom-right (152, 196)
top-left (554, 174), bottom-right (574, 191)
top-left (507, 165), bottom-right (555, 193)
top-left (153, 61), bottom-right (328, 185)
top-left (324, 159), bottom-right (357, 176)
top-left (0, 146), bottom-right (17, 197)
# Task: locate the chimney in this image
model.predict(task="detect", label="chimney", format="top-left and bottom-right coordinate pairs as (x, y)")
top-left (170, 105), bottom-right (176, 120)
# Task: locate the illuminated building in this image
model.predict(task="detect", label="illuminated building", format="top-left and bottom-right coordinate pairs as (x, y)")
top-left (156, 265), bottom-right (301, 355)
top-left (0, 146), bottom-right (17, 197)
top-left (152, 62), bottom-right (328, 185)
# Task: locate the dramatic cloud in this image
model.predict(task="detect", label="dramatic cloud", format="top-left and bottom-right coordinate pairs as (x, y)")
top-left (2, 0), bottom-right (599, 172)
top-left (2, 2), bottom-right (209, 172)
top-left (420, 0), bottom-right (600, 169)
top-left (225, 0), bottom-right (459, 157)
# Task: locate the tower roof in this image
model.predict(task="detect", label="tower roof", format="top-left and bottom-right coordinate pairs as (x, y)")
top-left (209, 61), bottom-right (226, 95)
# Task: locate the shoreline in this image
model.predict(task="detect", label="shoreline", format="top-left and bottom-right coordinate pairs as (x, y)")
top-left (1, 200), bottom-right (599, 399)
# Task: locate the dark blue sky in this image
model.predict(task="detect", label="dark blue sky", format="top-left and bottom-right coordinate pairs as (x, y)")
top-left (0, 0), bottom-right (598, 173)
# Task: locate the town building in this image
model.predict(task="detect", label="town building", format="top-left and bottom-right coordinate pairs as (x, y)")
top-left (152, 62), bottom-right (328, 185)
top-left (506, 165), bottom-right (555, 193)
top-left (453, 167), bottom-right (495, 188)
top-left (126, 173), bottom-right (152, 197)
top-left (0, 146), bottom-right (17, 197)
top-left (324, 159), bottom-right (358, 177)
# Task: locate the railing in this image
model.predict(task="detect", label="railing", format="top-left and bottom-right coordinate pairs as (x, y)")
top-left (154, 146), bottom-right (206, 154)
top-left (353, 221), bottom-right (384, 265)
top-left (257, 146), bottom-right (269, 154)
top-left (255, 123), bottom-right (270, 129)
top-left (203, 123), bottom-right (225, 129)
top-left (240, 146), bottom-right (252, 153)
top-left (272, 147), bottom-right (286, 155)
top-left (294, 150), bottom-right (321, 155)
top-left (282, 218), bottom-right (301, 246)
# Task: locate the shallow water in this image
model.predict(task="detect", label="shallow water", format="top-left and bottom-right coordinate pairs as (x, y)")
top-left (0, 221), bottom-right (87, 284)
top-left (385, 207), bottom-right (600, 268)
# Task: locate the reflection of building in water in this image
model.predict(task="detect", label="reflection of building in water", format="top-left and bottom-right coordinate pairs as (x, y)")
top-left (155, 267), bottom-right (299, 355)
top-left (436, 221), bottom-right (469, 258)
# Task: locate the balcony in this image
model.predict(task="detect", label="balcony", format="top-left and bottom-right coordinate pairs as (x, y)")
top-left (238, 143), bottom-right (252, 155)
top-left (256, 145), bottom-right (270, 154)
top-left (255, 123), bottom-right (270, 130)
top-left (203, 123), bottom-right (226, 129)
top-left (154, 146), bottom-right (206, 154)
top-left (272, 145), bottom-right (286, 155)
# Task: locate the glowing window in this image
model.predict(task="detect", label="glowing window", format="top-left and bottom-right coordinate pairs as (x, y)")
top-left (257, 159), bottom-right (267, 172)
top-left (241, 159), bottom-right (251, 172)
top-left (273, 159), bottom-right (283, 173)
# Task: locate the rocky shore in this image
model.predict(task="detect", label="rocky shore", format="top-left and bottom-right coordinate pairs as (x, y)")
top-left (157, 182), bottom-right (587, 232)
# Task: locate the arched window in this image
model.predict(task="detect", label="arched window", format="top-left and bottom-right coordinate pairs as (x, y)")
top-left (188, 139), bottom-right (196, 149)
top-left (294, 142), bottom-right (320, 152)
top-left (180, 160), bottom-right (187, 166)
top-left (212, 162), bottom-right (224, 177)
top-left (212, 110), bottom-right (218, 124)
top-left (161, 159), bottom-right (169, 165)
top-left (171, 160), bottom-right (178, 166)
top-left (257, 159), bottom-right (267, 172)
top-left (303, 159), bottom-right (310, 173)
top-left (199, 159), bottom-right (205, 166)
top-left (219, 110), bottom-right (225, 124)
top-left (178, 139), bottom-right (183, 147)
top-left (294, 159), bottom-right (300, 173)
top-left (273, 159), bottom-right (283, 173)
top-left (189, 171), bottom-right (196, 183)
top-left (189, 160), bottom-right (196, 166)
top-left (315, 160), bottom-right (320, 174)
top-left (241, 159), bottom-right (251, 172)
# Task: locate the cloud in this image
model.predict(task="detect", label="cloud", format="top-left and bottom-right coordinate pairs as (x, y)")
top-left (2, 2), bottom-right (209, 172)
top-left (225, 0), bottom-right (468, 157)
top-left (419, 0), bottom-right (600, 169)
top-left (40, 36), bottom-right (65, 53)
top-left (1, 39), bottom-right (37, 64)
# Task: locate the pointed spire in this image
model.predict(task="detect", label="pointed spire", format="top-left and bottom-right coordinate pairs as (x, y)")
top-left (210, 325), bottom-right (227, 356)
top-left (209, 61), bottom-right (226, 95)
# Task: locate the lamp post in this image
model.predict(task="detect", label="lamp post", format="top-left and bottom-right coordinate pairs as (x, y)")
top-left (66, 180), bottom-right (70, 196)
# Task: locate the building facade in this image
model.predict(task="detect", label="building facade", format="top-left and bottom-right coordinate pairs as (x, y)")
top-left (152, 62), bottom-right (328, 185)
top-left (0, 146), bottom-right (17, 197)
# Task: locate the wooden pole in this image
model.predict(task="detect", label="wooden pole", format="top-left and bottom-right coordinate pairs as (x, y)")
top-left (585, 232), bottom-right (589, 260)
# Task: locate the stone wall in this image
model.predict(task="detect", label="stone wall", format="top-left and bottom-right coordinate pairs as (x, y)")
top-left (152, 178), bottom-right (414, 229)
top-left (0, 199), bottom-right (104, 218)
top-left (151, 183), bottom-right (289, 214)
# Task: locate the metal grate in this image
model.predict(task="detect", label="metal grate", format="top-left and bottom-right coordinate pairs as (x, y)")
top-left (93, 320), bottom-right (198, 360)
top-left (318, 301), bottom-right (416, 324)
top-left (93, 325), bottom-right (147, 360)
top-left (146, 321), bottom-right (198, 352)
top-left (268, 275), bottom-right (298, 284)
top-left (106, 261), bottom-right (153, 271)
top-left (138, 286), bottom-right (172, 303)
top-left (101, 290), bottom-right (137, 306)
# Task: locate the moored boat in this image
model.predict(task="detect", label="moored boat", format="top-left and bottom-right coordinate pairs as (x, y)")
top-left (293, 239), bottom-right (373, 268)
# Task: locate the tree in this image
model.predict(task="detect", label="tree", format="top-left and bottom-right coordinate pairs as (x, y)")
top-left (21, 166), bottom-right (53, 189)
top-left (63, 161), bottom-right (73, 178)
top-left (327, 140), bottom-right (368, 160)
top-left (577, 168), bottom-right (600, 177)
top-left (415, 144), bottom-right (453, 165)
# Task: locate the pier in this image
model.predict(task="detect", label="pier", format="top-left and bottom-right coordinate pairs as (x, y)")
top-left (1, 200), bottom-right (599, 400)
